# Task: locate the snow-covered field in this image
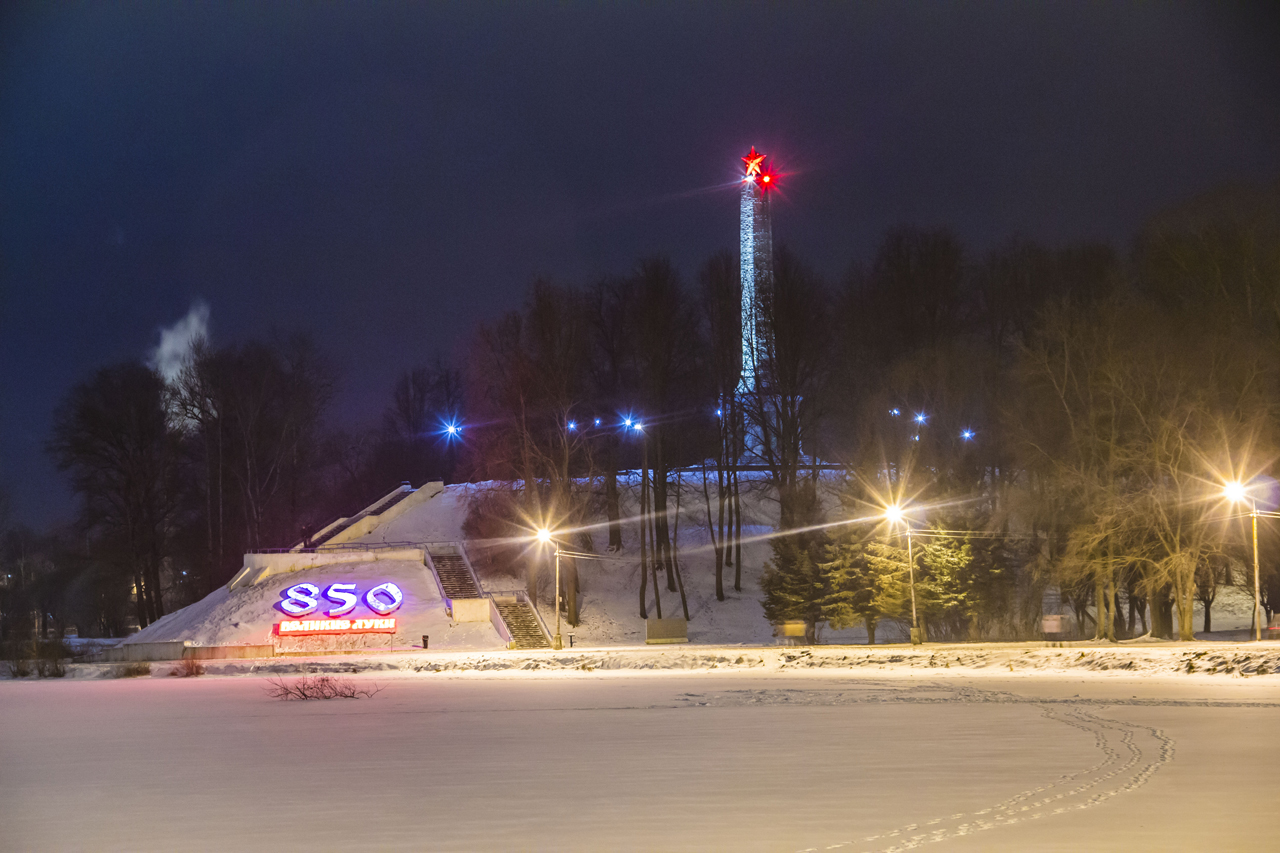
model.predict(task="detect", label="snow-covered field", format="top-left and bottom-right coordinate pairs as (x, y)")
top-left (2, 668), bottom-right (1277, 851)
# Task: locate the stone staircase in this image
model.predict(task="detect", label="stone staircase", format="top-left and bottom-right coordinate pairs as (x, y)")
top-left (431, 554), bottom-right (481, 600)
top-left (494, 599), bottom-right (551, 650)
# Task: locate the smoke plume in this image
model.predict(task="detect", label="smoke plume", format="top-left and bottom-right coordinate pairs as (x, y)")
top-left (149, 300), bottom-right (210, 383)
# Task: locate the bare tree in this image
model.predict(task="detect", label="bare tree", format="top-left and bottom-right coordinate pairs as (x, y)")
top-left (48, 363), bottom-right (180, 627)
top-left (174, 336), bottom-right (333, 586)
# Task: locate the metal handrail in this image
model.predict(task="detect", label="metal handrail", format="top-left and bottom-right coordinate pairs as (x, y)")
top-left (486, 588), bottom-right (556, 645)
top-left (248, 540), bottom-right (458, 555)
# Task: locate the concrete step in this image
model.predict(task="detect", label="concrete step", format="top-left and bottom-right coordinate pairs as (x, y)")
top-left (432, 555), bottom-right (481, 600)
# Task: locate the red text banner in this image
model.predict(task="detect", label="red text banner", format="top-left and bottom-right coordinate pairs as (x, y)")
top-left (274, 618), bottom-right (397, 636)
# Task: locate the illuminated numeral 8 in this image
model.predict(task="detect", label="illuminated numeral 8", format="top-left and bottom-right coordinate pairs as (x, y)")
top-left (279, 583), bottom-right (320, 617)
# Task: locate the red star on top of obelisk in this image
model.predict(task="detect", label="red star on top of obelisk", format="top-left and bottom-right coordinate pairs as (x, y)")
top-left (743, 147), bottom-right (766, 179)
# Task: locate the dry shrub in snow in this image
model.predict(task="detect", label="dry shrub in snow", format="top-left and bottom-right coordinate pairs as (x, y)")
top-left (265, 675), bottom-right (383, 700)
top-left (116, 662), bottom-right (151, 678)
top-left (169, 657), bottom-right (204, 677)
top-left (6, 657), bottom-right (32, 678)
top-left (5, 640), bottom-right (69, 678)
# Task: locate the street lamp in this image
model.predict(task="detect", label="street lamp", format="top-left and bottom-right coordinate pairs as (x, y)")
top-left (885, 504), bottom-right (921, 645)
top-left (535, 525), bottom-right (565, 645)
top-left (1224, 482), bottom-right (1263, 642)
top-left (535, 528), bottom-right (565, 650)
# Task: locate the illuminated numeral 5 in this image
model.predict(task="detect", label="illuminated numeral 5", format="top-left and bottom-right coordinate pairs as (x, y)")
top-left (323, 583), bottom-right (359, 617)
top-left (279, 583), bottom-right (320, 617)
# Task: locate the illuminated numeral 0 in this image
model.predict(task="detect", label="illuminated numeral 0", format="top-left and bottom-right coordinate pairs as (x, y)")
top-left (364, 582), bottom-right (403, 616)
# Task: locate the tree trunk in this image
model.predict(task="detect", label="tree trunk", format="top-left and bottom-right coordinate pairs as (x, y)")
top-left (1103, 576), bottom-right (1115, 641)
top-left (732, 466), bottom-right (743, 592)
top-left (1203, 603), bottom-right (1211, 633)
top-left (672, 473), bottom-right (689, 619)
top-left (1176, 582), bottom-right (1196, 641)
top-left (1093, 575), bottom-right (1106, 640)
top-left (638, 463), bottom-right (648, 620)
top-left (654, 461), bottom-right (676, 592)
top-left (133, 570), bottom-right (149, 628)
top-left (605, 439), bottom-right (622, 551)
top-left (702, 462), bottom-right (725, 601)
top-left (1150, 585), bottom-right (1174, 639)
top-left (866, 619), bottom-right (877, 645)
top-left (566, 556), bottom-right (579, 626)
top-left (649, 467), bottom-right (662, 619)
top-left (1128, 589), bottom-right (1147, 635)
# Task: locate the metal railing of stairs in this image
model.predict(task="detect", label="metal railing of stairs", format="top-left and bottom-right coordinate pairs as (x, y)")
top-left (490, 592), bottom-right (552, 650)
top-left (424, 542), bottom-right (488, 620)
top-left (486, 588), bottom-right (554, 650)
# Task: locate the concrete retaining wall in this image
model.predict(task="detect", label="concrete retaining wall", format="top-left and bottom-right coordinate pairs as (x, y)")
top-left (452, 598), bottom-right (490, 623)
top-left (102, 642), bottom-right (188, 662)
top-left (323, 481), bottom-right (444, 548)
top-left (490, 598), bottom-right (514, 646)
top-left (228, 547), bottom-right (426, 591)
top-left (645, 617), bottom-right (689, 644)
top-left (101, 642), bottom-right (275, 662)
top-left (186, 644), bottom-right (275, 661)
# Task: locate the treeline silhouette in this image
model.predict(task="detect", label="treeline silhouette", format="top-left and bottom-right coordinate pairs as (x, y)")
top-left (4, 180), bottom-right (1278, 641)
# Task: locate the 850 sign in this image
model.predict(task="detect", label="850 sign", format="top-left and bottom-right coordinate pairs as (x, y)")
top-left (273, 581), bottom-right (405, 638)
top-left (277, 581), bottom-right (404, 618)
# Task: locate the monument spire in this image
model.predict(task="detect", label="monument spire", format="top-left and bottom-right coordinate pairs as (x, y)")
top-left (738, 146), bottom-right (775, 395)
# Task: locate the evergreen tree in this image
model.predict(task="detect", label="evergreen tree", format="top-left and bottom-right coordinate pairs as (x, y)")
top-left (760, 537), bottom-right (844, 643)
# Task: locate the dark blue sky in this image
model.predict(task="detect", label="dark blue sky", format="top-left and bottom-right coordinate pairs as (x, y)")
top-left (2, 2), bottom-right (1278, 527)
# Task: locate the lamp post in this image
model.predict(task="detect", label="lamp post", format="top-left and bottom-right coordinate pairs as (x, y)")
top-left (1224, 482), bottom-right (1263, 642)
top-left (536, 528), bottom-right (563, 650)
top-left (885, 504), bottom-right (921, 645)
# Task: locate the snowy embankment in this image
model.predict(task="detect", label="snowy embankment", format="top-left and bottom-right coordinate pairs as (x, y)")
top-left (122, 557), bottom-right (502, 651)
top-left (355, 476), bottom-right (897, 646)
top-left (118, 477), bottom-right (1263, 654)
top-left (64, 641), bottom-right (1280, 679)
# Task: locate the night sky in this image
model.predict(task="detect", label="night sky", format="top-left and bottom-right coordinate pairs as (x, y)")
top-left (2, 2), bottom-right (1278, 528)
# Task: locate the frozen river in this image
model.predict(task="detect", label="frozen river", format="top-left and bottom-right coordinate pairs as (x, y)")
top-left (2, 670), bottom-right (1277, 851)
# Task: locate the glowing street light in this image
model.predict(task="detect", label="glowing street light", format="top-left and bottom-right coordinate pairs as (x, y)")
top-left (961, 429), bottom-right (975, 441)
top-left (1224, 481), bottom-right (1264, 641)
top-left (536, 528), bottom-right (563, 649)
top-left (885, 504), bottom-right (921, 645)
top-left (567, 420), bottom-right (577, 431)
top-left (914, 412), bottom-right (928, 424)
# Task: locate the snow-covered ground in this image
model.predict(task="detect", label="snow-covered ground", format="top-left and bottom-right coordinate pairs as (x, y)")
top-left (353, 477), bottom-right (911, 647)
top-left (353, 478), bottom-right (1267, 640)
top-left (2, 669), bottom-right (1277, 851)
